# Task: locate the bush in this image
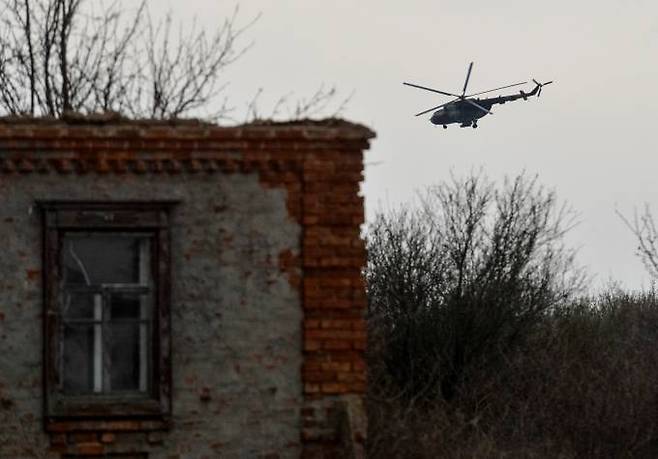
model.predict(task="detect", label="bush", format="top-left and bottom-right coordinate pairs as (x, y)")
top-left (365, 172), bottom-right (582, 402)
top-left (368, 290), bottom-right (658, 458)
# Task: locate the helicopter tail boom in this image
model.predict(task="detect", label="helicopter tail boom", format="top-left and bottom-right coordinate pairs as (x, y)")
top-left (522, 79), bottom-right (554, 99)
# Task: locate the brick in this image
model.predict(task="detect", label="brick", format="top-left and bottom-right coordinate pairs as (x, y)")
top-left (304, 339), bottom-right (322, 351)
top-left (305, 383), bottom-right (321, 394)
top-left (305, 329), bottom-right (358, 340)
top-left (304, 319), bottom-right (321, 329)
top-left (320, 383), bottom-right (348, 394)
top-left (320, 362), bottom-right (351, 372)
top-left (352, 359), bottom-right (367, 372)
top-left (50, 433), bottom-right (67, 446)
top-left (349, 382), bottom-right (367, 393)
top-left (321, 319), bottom-right (354, 329)
top-left (304, 371), bottom-right (337, 383)
top-left (337, 372), bottom-right (366, 383)
top-left (48, 444), bottom-right (69, 454)
top-left (305, 298), bottom-right (354, 309)
top-left (75, 442), bottom-right (104, 455)
top-left (70, 432), bottom-right (98, 443)
top-left (353, 337), bottom-right (367, 350)
top-left (322, 340), bottom-right (352, 350)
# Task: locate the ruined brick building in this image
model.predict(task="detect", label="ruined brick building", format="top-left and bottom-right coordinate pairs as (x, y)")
top-left (0, 116), bottom-right (374, 458)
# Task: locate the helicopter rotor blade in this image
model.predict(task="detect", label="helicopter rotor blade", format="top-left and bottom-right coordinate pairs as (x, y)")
top-left (464, 98), bottom-right (492, 115)
top-left (466, 81), bottom-right (528, 97)
top-left (403, 82), bottom-right (460, 98)
top-left (462, 62), bottom-right (474, 96)
top-left (414, 99), bottom-right (458, 117)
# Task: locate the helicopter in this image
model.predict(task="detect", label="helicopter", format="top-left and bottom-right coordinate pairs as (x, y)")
top-left (403, 62), bottom-right (553, 129)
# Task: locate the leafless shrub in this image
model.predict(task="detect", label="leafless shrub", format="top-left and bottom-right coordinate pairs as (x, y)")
top-left (368, 290), bottom-right (658, 458)
top-left (365, 171), bottom-right (583, 403)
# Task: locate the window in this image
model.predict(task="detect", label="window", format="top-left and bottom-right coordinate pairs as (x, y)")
top-left (61, 234), bottom-right (152, 395)
top-left (39, 202), bottom-right (176, 420)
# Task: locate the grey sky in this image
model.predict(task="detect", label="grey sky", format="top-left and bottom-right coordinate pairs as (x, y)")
top-left (160, 0), bottom-right (658, 290)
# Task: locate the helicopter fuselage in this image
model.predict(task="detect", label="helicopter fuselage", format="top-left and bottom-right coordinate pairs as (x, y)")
top-left (430, 99), bottom-right (492, 126)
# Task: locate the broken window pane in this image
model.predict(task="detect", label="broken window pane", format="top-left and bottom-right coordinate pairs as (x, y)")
top-left (62, 324), bottom-right (95, 394)
top-left (106, 322), bottom-right (142, 392)
top-left (61, 293), bottom-right (96, 319)
top-left (62, 235), bottom-right (150, 286)
top-left (110, 294), bottom-right (144, 320)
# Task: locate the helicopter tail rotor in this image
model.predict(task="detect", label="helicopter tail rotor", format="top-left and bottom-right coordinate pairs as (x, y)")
top-left (532, 79), bottom-right (554, 97)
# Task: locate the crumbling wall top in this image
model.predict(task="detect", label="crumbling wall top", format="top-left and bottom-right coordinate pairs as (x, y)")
top-left (0, 114), bottom-right (375, 143)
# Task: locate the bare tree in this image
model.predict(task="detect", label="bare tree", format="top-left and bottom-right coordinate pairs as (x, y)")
top-left (0, 0), bottom-right (255, 119)
top-left (365, 172), bottom-right (583, 402)
top-left (243, 84), bottom-right (353, 123)
top-left (618, 204), bottom-right (658, 279)
top-left (0, 0), bottom-right (351, 121)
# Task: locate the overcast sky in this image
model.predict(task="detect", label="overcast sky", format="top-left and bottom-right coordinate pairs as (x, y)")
top-left (159, 0), bottom-right (658, 291)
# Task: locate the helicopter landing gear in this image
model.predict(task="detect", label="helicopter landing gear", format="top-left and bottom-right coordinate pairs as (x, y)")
top-left (443, 125), bottom-right (447, 129)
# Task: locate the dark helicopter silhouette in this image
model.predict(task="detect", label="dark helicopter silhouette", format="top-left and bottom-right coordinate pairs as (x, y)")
top-left (404, 62), bottom-right (553, 129)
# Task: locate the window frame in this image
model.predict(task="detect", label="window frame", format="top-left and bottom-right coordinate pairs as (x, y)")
top-left (39, 201), bottom-right (176, 421)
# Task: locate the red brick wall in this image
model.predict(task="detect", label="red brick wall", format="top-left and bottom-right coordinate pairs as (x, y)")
top-left (300, 151), bottom-right (368, 457)
top-left (0, 116), bottom-right (374, 457)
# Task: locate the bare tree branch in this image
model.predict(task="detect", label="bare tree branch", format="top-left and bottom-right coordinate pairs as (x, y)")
top-left (140, 4), bottom-right (258, 120)
top-left (242, 85), bottom-right (354, 123)
top-left (618, 204), bottom-right (658, 279)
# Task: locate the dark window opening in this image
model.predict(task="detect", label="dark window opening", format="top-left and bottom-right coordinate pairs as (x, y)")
top-left (60, 234), bottom-right (153, 395)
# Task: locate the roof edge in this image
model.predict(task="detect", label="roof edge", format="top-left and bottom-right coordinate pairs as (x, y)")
top-left (0, 114), bottom-right (376, 141)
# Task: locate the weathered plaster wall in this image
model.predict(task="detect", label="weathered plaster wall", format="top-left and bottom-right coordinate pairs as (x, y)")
top-left (0, 172), bottom-right (303, 457)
